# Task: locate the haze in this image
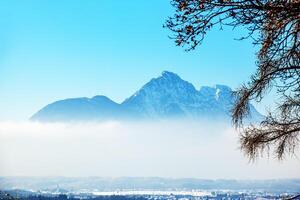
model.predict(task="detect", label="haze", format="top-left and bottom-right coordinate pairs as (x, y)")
top-left (0, 120), bottom-right (299, 179)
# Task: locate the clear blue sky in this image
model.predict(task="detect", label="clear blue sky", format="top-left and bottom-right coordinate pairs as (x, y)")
top-left (0, 0), bottom-right (270, 120)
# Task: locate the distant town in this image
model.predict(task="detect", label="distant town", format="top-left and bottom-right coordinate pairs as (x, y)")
top-left (1, 189), bottom-right (299, 200)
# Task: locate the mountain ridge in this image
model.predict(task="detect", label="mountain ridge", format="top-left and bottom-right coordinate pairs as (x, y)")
top-left (31, 71), bottom-right (263, 122)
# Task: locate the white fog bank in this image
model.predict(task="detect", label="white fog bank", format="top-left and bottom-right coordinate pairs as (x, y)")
top-left (0, 120), bottom-right (299, 179)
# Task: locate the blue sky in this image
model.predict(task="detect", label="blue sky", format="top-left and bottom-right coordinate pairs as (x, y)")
top-left (0, 0), bottom-right (270, 120)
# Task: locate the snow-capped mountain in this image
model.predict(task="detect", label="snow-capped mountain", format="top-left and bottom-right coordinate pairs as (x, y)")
top-left (31, 71), bottom-right (262, 122)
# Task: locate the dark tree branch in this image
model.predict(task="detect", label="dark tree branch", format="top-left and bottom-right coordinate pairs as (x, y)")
top-left (165, 0), bottom-right (300, 160)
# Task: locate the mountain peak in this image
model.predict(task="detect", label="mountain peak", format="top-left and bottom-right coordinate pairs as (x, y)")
top-left (214, 84), bottom-right (232, 91)
top-left (160, 71), bottom-right (183, 82)
top-left (91, 95), bottom-right (113, 101)
top-left (161, 71), bottom-right (180, 78)
top-left (138, 71), bottom-right (194, 91)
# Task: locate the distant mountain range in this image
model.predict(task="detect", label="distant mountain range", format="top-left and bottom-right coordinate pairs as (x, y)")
top-left (31, 71), bottom-right (262, 122)
top-left (1, 177), bottom-right (300, 192)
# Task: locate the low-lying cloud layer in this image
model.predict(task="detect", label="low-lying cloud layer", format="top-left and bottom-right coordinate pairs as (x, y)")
top-left (0, 120), bottom-right (299, 179)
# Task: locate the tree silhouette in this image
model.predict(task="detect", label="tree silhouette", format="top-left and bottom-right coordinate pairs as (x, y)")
top-left (165, 0), bottom-right (300, 160)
